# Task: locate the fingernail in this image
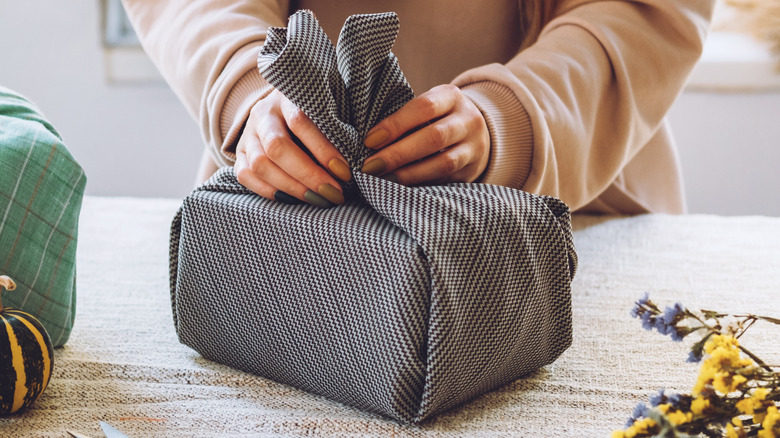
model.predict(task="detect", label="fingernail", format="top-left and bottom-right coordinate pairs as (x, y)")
top-left (274, 190), bottom-right (302, 204)
top-left (364, 128), bottom-right (390, 148)
top-left (328, 158), bottom-right (352, 182)
top-left (304, 189), bottom-right (335, 208)
top-left (381, 174), bottom-right (399, 184)
top-left (317, 183), bottom-right (345, 205)
top-left (361, 158), bottom-right (387, 176)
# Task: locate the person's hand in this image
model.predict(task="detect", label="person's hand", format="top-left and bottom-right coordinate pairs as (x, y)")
top-left (234, 89), bottom-right (351, 207)
top-left (360, 84), bottom-right (490, 185)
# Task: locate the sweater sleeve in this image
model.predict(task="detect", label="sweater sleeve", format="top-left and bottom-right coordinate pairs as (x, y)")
top-left (452, 0), bottom-right (713, 210)
top-left (121, 0), bottom-right (288, 165)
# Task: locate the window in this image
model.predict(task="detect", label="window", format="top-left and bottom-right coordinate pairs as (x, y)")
top-left (687, 0), bottom-right (780, 91)
top-left (103, 0), bottom-right (140, 47)
top-left (101, 0), bottom-right (160, 83)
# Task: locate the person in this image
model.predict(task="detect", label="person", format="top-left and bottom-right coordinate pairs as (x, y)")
top-left (122, 0), bottom-right (713, 213)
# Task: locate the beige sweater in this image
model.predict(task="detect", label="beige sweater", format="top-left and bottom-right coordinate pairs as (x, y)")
top-left (123, 0), bottom-right (713, 214)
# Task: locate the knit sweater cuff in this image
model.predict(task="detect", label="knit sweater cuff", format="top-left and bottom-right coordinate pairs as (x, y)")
top-left (217, 64), bottom-right (274, 165)
top-left (460, 82), bottom-right (534, 189)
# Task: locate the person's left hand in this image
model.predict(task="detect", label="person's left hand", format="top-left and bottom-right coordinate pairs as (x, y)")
top-left (360, 84), bottom-right (490, 185)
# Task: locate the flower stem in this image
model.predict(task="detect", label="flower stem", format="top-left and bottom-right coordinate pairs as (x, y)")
top-left (0, 274), bottom-right (17, 313)
top-left (738, 345), bottom-right (774, 374)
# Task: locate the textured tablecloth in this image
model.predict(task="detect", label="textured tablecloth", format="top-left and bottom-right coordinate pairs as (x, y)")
top-left (1, 196), bottom-right (778, 437)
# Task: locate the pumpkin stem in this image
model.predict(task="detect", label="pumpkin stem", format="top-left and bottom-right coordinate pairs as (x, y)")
top-left (0, 275), bottom-right (17, 312)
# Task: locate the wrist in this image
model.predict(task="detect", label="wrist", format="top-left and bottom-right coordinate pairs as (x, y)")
top-left (218, 68), bottom-right (274, 163)
top-left (459, 82), bottom-right (534, 189)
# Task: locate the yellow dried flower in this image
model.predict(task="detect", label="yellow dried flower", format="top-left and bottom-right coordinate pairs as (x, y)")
top-left (622, 296), bottom-right (780, 438)
top-left (737, 398), bottom-right (756, 415)
top-left (628, 417), bottom-right (657, 437)
top-left (755, 387), bottom-right (771, 401)
top-left (694, 335), bottom-right (754, 396)
top-left (707, 335), bottom-right (754, 368)
top-left (693, 363), bottom-right (717, 396)
top-left (614, 417), bottom-right (658, 438)
top-left (727, 421), bottom-right (747, 438)
top-left (691, 396), bottom-right (710, 415)
top-left (714, 372), bottom-right (748, 394)
top-left (666, 409), bottom-right (693, 425)
top-left (758, 406), bottom-right (780, 438)
top-left (737, 387), bottom-right (773, 416)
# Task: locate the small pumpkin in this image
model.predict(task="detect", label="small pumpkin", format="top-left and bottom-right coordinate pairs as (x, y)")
top-left (0, 275), bottom-right (54, 415)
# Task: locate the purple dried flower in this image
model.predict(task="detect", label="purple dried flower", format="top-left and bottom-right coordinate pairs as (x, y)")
top-left (654, 316), bottom-right (672, 335)
top-left (630, 292), bottom-right (651, 318)
top-left (632, 295), bottom-right (692, 342)
top-left (686, 349), bottom-right (702, 363)
top-left (662, 303), bottom-right (685, 325)
top-left (649, 388), bottom-right (667, 407)
top-left (626, 402), bottom-right (650, 427)
top-left (668, 327), bottom-right (686, 342)
top-left (649, 303), bottom-right (685, 337)
top-left (641, 311), bottom-right (655, 331)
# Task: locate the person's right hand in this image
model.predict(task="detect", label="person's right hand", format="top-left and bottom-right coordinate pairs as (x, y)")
top-left (234, 89), bottom-right (351, 208)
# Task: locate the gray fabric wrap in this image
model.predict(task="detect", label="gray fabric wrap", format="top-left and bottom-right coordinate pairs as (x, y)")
top-left (169, 10), bottom-right (577, 423)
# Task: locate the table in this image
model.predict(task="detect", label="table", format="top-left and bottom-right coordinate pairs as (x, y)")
top-left (2, 197), bottom-right (778, 437)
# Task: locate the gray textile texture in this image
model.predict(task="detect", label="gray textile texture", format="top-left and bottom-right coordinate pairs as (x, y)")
top-left (258, 10), bottom-right (413, 197)
top-left (169, 10), bottom-right (577, 423)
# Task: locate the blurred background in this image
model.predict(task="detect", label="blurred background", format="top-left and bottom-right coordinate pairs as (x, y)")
top-left (1, 0), bottom-right (779, 215)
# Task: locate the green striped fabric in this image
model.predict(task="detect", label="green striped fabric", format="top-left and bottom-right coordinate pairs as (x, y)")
top-left (0, 86), bottom-right (86, 347)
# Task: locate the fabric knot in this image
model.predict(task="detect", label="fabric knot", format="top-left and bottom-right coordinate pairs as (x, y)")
top-left (258, 10), bottom-right (414, 198)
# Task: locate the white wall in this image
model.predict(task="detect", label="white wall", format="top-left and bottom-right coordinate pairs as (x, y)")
top-left (670, 92), bottom-right (780, 216)
top-left (0, 0), bottom-right (202, 199)
top-left (1, 2), bottom-right (779, 215)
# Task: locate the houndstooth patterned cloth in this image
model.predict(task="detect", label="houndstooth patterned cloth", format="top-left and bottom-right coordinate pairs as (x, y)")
top-left (169, 10), bottom-right (577, 423)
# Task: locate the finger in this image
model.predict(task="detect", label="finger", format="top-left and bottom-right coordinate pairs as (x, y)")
top-left (254, 111), bottom-right (344, 205)
top-left (234, 148), bottom-right (279, 201)
top-left (280, 98), bottom-right (352, 182)
top-left (384, 143), bottom-right (476, 186)
top-left (361, 114), bottom-right (468, 176)
top-left (242, 134), bottom-right (337, 208)
top-left (237, 137), bottom-right (305, 204)
top-left (364, 84), bottom-right (459, 150)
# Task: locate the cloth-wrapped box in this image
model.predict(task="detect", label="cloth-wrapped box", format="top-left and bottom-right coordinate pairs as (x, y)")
top-left (168, 10), bottom-right (577, 423)
top-left (169, 166), bottom-right (576, 423)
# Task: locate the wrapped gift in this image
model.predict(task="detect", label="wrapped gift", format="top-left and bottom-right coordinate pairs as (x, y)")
top-left (0, 87), bottom-right (86, 347)
top-left (169, 11), bottom-right (576, 423)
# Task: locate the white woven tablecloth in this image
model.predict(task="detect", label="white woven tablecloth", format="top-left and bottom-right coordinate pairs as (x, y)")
top-left (1, 196), bottom-right (778, 437)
